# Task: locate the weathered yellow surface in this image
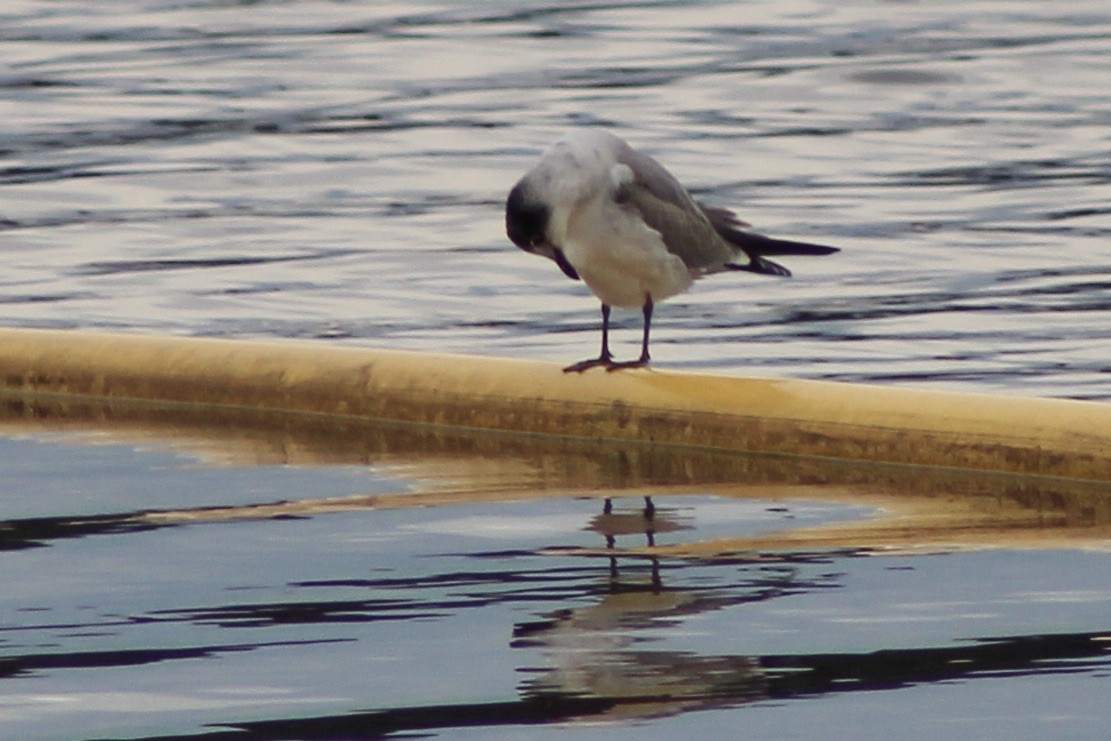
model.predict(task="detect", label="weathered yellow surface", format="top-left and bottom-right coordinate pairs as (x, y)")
top-left (1, 376), bottom-right (1107, 554)
top-left (0, 327), bottom-right (1107, 480)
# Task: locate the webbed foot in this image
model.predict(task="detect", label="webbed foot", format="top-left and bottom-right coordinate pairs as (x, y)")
top-left (563, 355), bottom-right (614, 373)
top-left (604, 357), bottom-right (649, 372)
top-left (563, 355), bottom-right (650, 373)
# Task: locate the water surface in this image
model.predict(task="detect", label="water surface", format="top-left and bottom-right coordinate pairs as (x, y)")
top-left (0, 397), bottom-right (1108, 740)
top-left (1, 0), bottom-right (1108, 397)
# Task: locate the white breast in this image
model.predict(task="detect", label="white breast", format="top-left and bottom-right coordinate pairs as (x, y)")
top-left (561, 192), bottom-right (693, 309)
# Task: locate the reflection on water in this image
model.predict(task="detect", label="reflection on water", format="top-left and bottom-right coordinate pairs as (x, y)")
top-left (173, 633), bottom-right (1108, 739)
top-left (0, 393), bottom-right (1106, 555)
top-left (1, 1), bottom-right (1108, 399)
top-left (2, 393), bottom-right (1107, 552)
top-left (0, 395), bottom-right (1108, 738)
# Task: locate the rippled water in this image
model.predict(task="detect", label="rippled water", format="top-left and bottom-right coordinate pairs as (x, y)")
top-left (1, 400), bottom-right (1108, 740)
top-left (2, 0), bottom-right (1108, 398)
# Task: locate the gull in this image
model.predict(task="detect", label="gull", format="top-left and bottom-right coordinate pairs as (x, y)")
top-left (505, 129), bottom-right (840, 372)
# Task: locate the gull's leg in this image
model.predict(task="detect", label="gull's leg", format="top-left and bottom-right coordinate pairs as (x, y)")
top-left (605, 295), bottom-right (653, 371)
top-left (563, 304), bottom-right (615, 373)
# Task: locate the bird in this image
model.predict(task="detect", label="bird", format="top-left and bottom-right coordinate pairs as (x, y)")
top-left (505, 129), bottom-right (840, 372)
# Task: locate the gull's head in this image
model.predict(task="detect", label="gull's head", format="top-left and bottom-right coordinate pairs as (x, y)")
top-left (506, 131), bottom-right (625, 280)
top-left (506, 164), bottom-right (581, 280)
top-left (505, 179), bottom-right (550, 254)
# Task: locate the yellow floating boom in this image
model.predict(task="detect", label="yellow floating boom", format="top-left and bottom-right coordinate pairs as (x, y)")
top-left (0, 328), bottom-right (1106, 481)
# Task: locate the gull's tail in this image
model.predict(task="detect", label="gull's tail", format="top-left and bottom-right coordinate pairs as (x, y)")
top-left (736, 232), bottom-right (841, 257)
top-left (724, 232), bottom-right (840, 277)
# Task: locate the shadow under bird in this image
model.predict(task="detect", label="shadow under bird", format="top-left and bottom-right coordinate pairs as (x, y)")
top-left (505, 130), bottom-right (840, 372)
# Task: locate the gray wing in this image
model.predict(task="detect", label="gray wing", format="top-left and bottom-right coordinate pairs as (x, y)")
top-left (613, 143), bottom-right (838, 275)
top-left (613, 145), bottom-right (736, 273)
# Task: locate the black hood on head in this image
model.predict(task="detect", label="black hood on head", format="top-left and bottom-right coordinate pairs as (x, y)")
top-left (505, 180), bottom-right (580, 281)
top-left (505, 181), bottom-right (550, 251)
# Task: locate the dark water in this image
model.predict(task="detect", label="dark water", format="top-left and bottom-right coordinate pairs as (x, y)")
top-left (0, 398), bottom-right (1108, 740)
top-left (1, 2), bottom-right (1109, 739)
top-left (0, 421), bottom-right (1108, 741)
top-left (1, 0), bottom-right (1108, 398)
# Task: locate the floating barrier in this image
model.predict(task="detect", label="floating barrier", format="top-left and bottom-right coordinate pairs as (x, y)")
top-left (0, 328), bottom-right (1107, 481)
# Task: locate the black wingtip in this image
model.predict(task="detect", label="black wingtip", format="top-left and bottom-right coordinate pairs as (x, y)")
top-left (726, 257), bottom-right (792, 277)
top-left (744, 233), bottom-right (840, 256)
top-left (721, 229), bottom-right (840, 257)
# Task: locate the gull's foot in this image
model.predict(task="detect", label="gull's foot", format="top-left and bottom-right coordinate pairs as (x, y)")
top-left (563, 356), bottom-right (613, 373)
top-left (563, 354), bottom-right (650, 373)
top-left (604, 357), bottom-right (649, 372)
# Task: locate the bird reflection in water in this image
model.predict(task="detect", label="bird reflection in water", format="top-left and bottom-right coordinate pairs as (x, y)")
top-left (587, 496), bottom-right (684, 586)
top-left (514, 496), bottom-right (770, 719)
